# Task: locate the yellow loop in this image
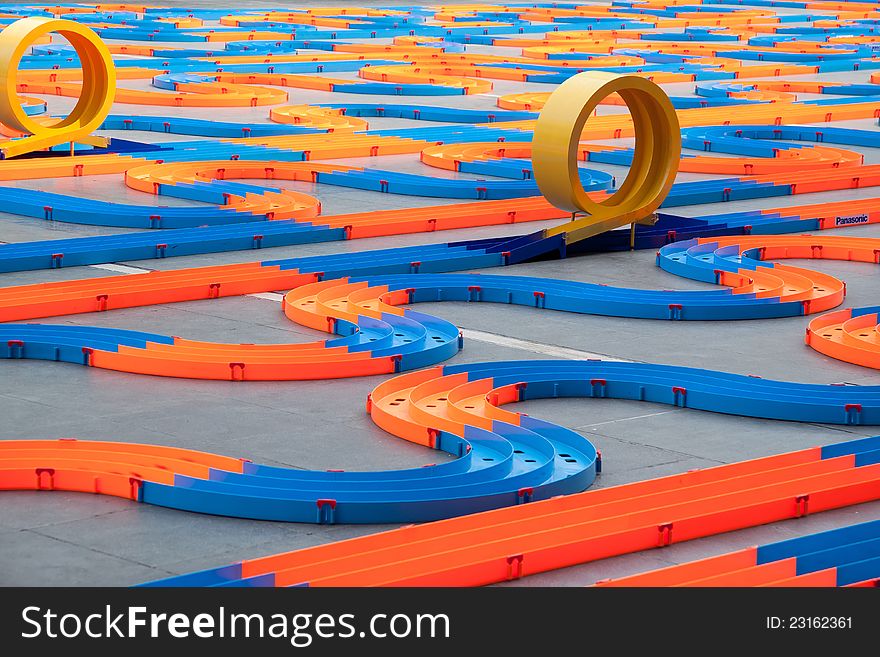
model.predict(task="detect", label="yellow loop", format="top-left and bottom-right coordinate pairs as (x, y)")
top-left (531, 71), bottom-right (680, 244)
top-left (0, 17), bottom-right (115, 158)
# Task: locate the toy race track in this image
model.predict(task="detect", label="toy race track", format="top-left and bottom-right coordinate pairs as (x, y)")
top-left (139, 433), bottom-right (880, 586)
top-left (3, 1), bottom-right (880, 591)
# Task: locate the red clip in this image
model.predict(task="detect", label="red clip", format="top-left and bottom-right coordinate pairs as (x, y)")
top-left (795, 494), bottom-right (810, 518)
top-left (129, 477), bottom-right (143, 501)
top-left (315, 498), bottom-right (336, 524)
top-left (506, 554), bottom-right (524, 580)
top-left (845, 403), bottom-right (862, 413)
top-left (229, 362), bottom-right (246, 381)
top-left (658, 522), bottom-right (674, 546)
top-left (35, 468), bottom-right (56, 490)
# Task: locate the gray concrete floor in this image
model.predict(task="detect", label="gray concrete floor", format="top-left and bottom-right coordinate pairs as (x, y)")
top-left (3, 2), bottom-right (880, 586)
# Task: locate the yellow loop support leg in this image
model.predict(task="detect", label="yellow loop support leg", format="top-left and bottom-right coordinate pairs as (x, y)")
top-left (532, 71), bottom-right (681, 245)
top-left (0, 17), bottom-right (115, 159)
